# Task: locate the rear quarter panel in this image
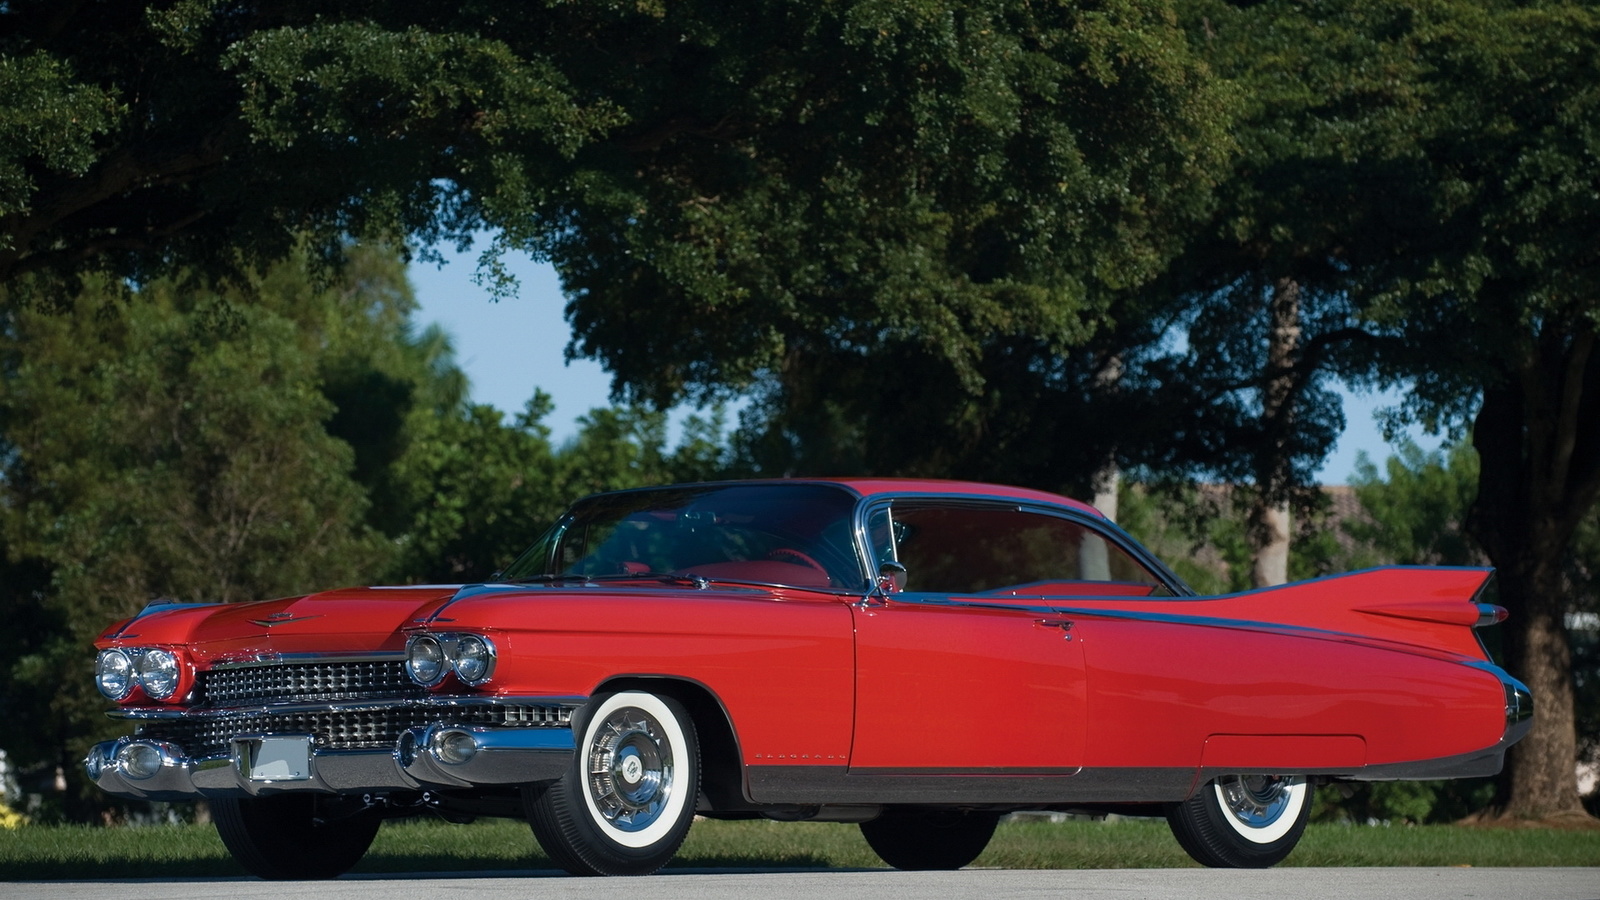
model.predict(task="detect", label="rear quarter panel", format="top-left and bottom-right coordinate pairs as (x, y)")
top-left (1079, 617), bottom-right (1506, 770)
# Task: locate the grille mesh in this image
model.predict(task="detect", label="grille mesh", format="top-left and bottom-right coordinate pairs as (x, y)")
top-left (200, 659), bottom-right (422, 705)
top-left (137, 704), bottom-right (571, 759)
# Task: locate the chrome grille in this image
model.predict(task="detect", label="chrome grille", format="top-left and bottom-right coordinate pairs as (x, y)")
top-left (136, 704), bottom-right (572, 759)
top-left (200, 660), bottom-right (422, 706)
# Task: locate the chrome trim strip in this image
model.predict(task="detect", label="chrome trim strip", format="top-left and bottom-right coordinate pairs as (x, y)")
top-left (1474, 603), bottom-right (1507, 628)
top-left (108, 694), bottom-right (586, 721)
top-left (871, 593), bottom-right (1362, 645)
top-left (109, 601), bottom-right (229, 639)
top-left (207, 651), bottom-right (407, 670)
top-left (746, 765), bottom-right (1198, 805)
top-left (397, 724), bottom-right (575, 787)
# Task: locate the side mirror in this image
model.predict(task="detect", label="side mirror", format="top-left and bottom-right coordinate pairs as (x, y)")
top-left (877, 561), bottom-right (907, 594)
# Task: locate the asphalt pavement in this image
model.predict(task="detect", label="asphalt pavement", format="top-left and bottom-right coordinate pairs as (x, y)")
top-left (5, 867), bottom-right (1599, 900)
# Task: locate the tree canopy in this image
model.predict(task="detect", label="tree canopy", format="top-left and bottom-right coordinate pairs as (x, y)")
top-left (4, 0), bottom-right (1599, 824)
top-left (2, 0), bottom-right (1230, 387)
top-left (0, 245), bottom-right (728, 818)
top-left (1166, 0), bottom-right (1600, 820)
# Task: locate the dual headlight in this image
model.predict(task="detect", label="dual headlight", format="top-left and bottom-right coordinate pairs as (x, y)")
top-left (95, 648), bottom-right (183, 701)
top-left (406, 633), bottom-right (497, 687)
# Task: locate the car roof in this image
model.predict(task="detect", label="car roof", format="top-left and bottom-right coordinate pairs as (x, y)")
top-left (578, 478), bottom-right (1106, 520)
top-left (792, 477), bottom-right (1106, 519)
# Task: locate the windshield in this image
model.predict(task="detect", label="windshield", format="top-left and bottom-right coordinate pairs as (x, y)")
top-left (498, 483), bottom-right (865, 591)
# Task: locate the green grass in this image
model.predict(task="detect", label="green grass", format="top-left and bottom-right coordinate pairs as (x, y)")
top-left (3, 817), bottom-right (1596, 880)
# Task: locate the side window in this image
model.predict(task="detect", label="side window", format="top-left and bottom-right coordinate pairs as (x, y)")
top-left (884, 504), bottom-right (1165, 595)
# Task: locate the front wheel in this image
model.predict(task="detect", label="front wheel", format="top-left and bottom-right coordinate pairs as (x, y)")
top-left (212, 794), bottom-right (381, 879)
top-left (859, 807), bottom-right (1000, 870)
top-left (526, 690), bottom-right (700, 876)
top-left (1166, 774), bottom-right (1313, 868)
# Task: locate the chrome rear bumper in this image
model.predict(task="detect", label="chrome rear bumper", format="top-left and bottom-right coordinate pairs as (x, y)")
top-left (86, 723), bottom-right (574, 801)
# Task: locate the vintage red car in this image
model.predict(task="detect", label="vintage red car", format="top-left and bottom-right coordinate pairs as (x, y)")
top-left (87, 478), bottom-right (1531, 878)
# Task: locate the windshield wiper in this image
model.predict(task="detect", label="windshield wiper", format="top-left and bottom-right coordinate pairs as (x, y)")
top-left (504, 573), bottom-right (713, 589)
top-left (504, 574), bottom-right (596, 585)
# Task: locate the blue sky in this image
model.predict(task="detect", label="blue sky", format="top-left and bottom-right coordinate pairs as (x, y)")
top-left (407, 245), bottom-right (1443, 486)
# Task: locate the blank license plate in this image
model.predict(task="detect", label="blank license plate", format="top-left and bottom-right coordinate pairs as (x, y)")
top-left (246, 737), bottom-right (312, 781)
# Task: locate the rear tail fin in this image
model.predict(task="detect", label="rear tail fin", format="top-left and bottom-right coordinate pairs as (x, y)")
top-left (1082, 567), bottom-right (1498, 660)
top-left (1209, 567), bottom-right (1497, 659)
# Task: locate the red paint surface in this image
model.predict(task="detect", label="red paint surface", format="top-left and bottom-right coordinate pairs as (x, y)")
top-left (94, 482), bottom-right (1510, 782)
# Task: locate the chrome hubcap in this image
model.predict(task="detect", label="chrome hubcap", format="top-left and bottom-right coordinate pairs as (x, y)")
top-left (1217, 774), bottom-right (1294, 829)
top-left (587, 707), bottom-right (673, 832)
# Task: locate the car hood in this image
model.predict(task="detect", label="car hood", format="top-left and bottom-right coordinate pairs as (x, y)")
top-left (98, 585), bottom-right (463, 663)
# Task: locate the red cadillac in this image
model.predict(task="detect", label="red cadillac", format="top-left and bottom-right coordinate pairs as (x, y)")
top-left (87, 479), bottom-right (1531, 878)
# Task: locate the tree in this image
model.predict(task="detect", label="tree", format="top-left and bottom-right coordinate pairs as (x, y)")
top-left (1334, 441), bottom-right (1499, 823)
top-left (1345, 1), bottom-right (1600, 822)
top-left (552, 1), bottom-right (1233, 409)
top-left (386, 399), bottom-right (731, 585)
top-left (1167, 0), bottom-right (1600, 822)
top-left (0, 256), bottom-right (395, 816)
top-left (0, 243), bottom-right (740, 818)
top-left (4, 2), bottom-right (1232, 454)
top-left (0, 0), bottom-right (617, 289)
top-left (1144, 0), bottom-right (1443, 585)
top-left (1344, 441), bottom-right (1485, 570)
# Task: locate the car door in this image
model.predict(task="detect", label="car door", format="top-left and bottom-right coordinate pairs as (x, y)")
top-left (848, 500), bottom-right (1111, 772)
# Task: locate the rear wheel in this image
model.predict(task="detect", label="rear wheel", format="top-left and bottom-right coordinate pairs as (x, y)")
top-left (526, 690), bottom-right (699, 876)
top-left (1166, 774), bottom-right (1313, 868)
top-left (212, 794), bottom-right (381, 880)
top-left (859, 807), bottom-right (1000, 870)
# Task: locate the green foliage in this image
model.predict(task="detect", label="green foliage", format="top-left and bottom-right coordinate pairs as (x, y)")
top-left (1346, 440), bottom-right (1484, 567)
top-left (0, 51), bottom-right (117, 227)
top-left (554, 0), bottom-right (1234, 407)
top-left (1113, 483), bottom-right (1245, 595)
top-left (0, 252), bottom-right (412, 817)
top-left (0, 1), bottom-right (621, 287)
top-left (1114, 482), bottom-right (1348, 594)
top-left (1, 1), bottom-right (1229, 378)
top-left (0, 243), bottom-right (737, 819)
top-left (386, 398), bottom-right (732, 585)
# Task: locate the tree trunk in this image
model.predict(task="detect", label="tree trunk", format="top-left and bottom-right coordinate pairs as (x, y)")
top-left (1467, 324), bottom-right (1600, 821)
top-left (1249, 501), bottom-right (1290, 587)
top-left (1091, 463), bottom-right (1120, 521)
top-left (1248, 277), bottom-right (1300, 588)
top-left (1494, 562), bottom-right (1583, 818)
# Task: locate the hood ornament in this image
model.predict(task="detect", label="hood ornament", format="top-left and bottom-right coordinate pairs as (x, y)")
top-left (249, 611), bottom-right (321, 628)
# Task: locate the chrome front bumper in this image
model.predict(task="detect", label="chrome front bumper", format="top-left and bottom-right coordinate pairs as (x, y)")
top-left (86, 723), bottom-right (575, 801)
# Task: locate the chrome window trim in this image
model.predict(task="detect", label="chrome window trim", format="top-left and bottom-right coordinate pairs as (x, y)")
top-left (849, 492), bottom-right (1192, 599)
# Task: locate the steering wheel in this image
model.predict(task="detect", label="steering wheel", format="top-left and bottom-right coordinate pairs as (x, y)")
top-left (766, 547), bottom-right (831, 581)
